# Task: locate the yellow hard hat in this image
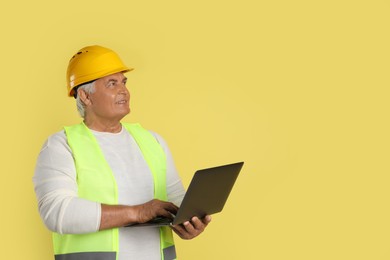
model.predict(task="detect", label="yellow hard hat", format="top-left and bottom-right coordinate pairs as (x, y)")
top-left (66, 45), bottom-right (133, 97)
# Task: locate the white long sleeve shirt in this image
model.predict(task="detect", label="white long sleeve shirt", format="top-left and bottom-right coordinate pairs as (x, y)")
top-left (33, 125), bottom-right (185, 260)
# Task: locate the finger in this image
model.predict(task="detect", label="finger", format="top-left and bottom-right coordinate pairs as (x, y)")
top-left (171, 224), bottom-right (185, 234)
top-left (203, 215), bottom-right (212, 225)
top-left (157, 201), bottom-right (178, 212)
top-left (156, 209), bottom-right (175, 219)
top-left (171, 225), bottom-right (190, 239)
top-left (165, 203), bottom-right (179, 214)
top-left (183, 220), bottom-right (196, 233)
top-left (190, 217), bottom-right (206, 231)
top-left (154, 201), bottom-right (178, 214)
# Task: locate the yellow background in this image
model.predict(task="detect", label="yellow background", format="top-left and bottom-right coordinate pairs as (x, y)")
top-left (1, 0), bottom-right (389, 259)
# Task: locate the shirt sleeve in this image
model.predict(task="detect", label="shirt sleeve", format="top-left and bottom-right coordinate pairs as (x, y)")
top-left (32, 131), bottom-right (101, 234)
top-left (150, 131), bottom-right (186, 206)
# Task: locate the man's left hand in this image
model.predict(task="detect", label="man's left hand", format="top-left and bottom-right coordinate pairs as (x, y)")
top-left (171, 215), bottom-right (212, 240)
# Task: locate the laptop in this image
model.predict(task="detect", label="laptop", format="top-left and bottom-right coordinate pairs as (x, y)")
top-left (126, 161), bottom-right (244, 227)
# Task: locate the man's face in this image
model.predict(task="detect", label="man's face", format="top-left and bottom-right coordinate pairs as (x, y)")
top-left (86, 72), bottom-right (130, 122)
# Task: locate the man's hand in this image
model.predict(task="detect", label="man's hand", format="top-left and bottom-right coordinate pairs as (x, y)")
top-left (134, 199), bottom-right (179, 223)
top-left (99, 200), bottom-right (178, 230)
top-left (171, 215), bottom-right (212, 240)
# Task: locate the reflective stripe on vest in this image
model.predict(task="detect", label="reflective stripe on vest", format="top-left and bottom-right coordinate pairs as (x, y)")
top-left (53, 122), bottom-right (176, 260)
top-left (55, 252), bottom-right (116, 260)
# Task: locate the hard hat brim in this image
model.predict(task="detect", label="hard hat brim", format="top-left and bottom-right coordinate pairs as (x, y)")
top-left (68, 67), bottom-right (134, 97)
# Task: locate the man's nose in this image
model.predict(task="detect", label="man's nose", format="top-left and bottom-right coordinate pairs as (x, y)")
top-left (118, 83), bottom-right (129, 94)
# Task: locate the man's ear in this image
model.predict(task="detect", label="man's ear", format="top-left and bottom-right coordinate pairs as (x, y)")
top-left (78, 89), bottom-right (92, 106)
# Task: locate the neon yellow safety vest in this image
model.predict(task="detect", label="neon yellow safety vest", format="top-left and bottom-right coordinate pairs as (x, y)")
top-left (53, 122), bottom-right (176, 260)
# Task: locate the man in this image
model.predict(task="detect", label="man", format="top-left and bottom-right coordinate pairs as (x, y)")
top-left (33, 45), bottom-right (211, 260)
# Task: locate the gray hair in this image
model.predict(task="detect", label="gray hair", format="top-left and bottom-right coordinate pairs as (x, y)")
top-left (76, 81), bottom-right (96, 118)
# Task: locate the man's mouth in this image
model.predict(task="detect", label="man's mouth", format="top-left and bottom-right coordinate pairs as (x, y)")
top-left (116, 100), bottom-right (127, 104)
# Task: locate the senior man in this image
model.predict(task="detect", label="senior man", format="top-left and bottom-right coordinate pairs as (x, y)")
top-left (33, 45), bottom-right (211, 260)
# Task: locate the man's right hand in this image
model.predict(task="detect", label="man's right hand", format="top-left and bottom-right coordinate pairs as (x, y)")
top-left (99, 200), bottom-right (178, 230)
top-left (134, 199), bottom-right (179, 223)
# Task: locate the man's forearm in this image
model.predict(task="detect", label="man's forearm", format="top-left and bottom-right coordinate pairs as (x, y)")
top-left (99, 204), bottom-right (139, 230)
